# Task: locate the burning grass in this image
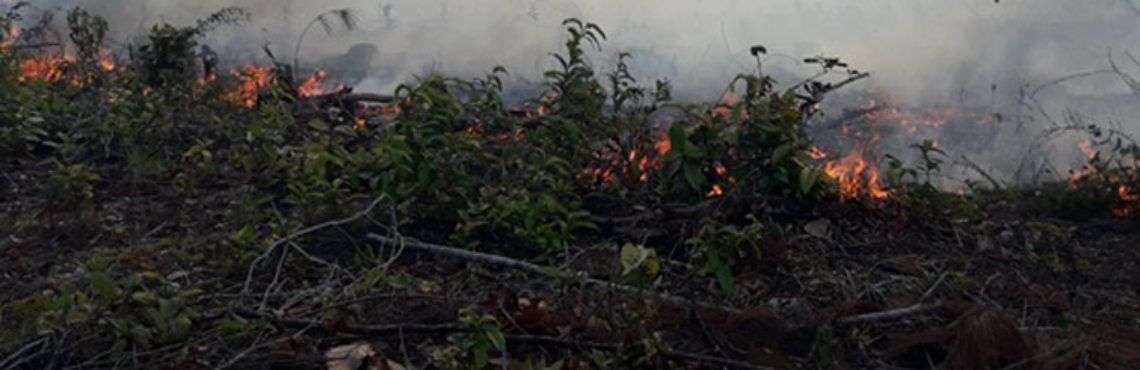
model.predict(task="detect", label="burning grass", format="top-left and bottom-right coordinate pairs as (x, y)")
top-left (0, 6), bottom-right (1138, 370)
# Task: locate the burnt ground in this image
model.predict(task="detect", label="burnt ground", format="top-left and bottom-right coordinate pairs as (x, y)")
top-left (2, 157), bottom-right (1138, 370)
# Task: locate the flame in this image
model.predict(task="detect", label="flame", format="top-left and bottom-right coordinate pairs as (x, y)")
top-left (19, 54), bottom-right (67, 82)
top-left (1120, 185), bottom-right (1138, 202)
top-left (583, 133), bottom-right (673, 185)
top-left (1115, 185), bottom-right (1139, 218)
top-left (1069, 140), bottom-right (1100, 186)
top-left (713, 162), bottom-right (728, 176)
top-left (226, 65), bottom-right (272, 108)
top-left (808, 146), bottom-right (828, 160)
top-left (707, 184), bottom-right (724, 198)
top-left (655, 133), bottom-right (672, 156)
top-left (705, 162), bottom-right (733, 198)
top-left (857, 97), bottom-right (996, 135)
top-left (354, 117), bottom-right (367, 130)
top-left (712, 92), bottom-right (743, 120)
top-left (825, 144), bottom-right (888, 200)
top-left (97, 48), bottom-right (115, 71)
top-left (298, 69), bottom-right (327, 97)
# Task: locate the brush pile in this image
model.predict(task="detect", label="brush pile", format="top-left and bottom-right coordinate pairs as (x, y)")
top-left (1, 6), bottom-right (1138, 370)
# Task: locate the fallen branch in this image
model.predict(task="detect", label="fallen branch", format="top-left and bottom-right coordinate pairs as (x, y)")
top-left (235, 308), bottom-right (464, 335)
top-left (301, 92), bottom-right (396, 107)
top-left (835, 303), bottom-right (944, 327)
top-left (364, 233), bottom-right (742, 315)
top-left (237, 309), bottom-right (772, 370)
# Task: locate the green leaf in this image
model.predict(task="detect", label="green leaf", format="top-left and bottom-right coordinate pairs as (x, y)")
top-left (620, 243), bottom-right (651, 276)
top-left (683, 162), bottom-right (706, 192)
top-left (706, 253), bottom-right (734, 296)
top-left (799, 166), bottom-right (819, 195)
top-left (486, 326), bottom-right (506, 350)
top-left (86, 272), bottom-right (119, 301)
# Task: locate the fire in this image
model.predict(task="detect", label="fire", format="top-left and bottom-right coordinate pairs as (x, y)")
top-left (1069, 140), bottom-right (1099, 186)
top-left (1120, 185), bottom-right (1138, 202)
top-left (707, 184), bottom-right (724, 198)
top-left (19, 54), bottom-right (67, 83)
top-left (1116, 185), bottom-right (1139, 218)
top-left (583, 133), bottom-right (672, 185)
top-left (808, 146), bottom-right (828, 160)
top-left (98, 48), bottom-right (115, 71)
top-left (712, 91), bottom-right (743, 120)
top-left (298, 69), bottom-right (328, 97)
top-left (226, 65), bottom-right (272, 108)
top-left (825, 144), bottom-right (888, 200)
top-left (856, 97), bottom-right (996, 137)
top-left (655, 133), bottom-right (672, 156)
top-left (713, 162), bottom-right (728, 176)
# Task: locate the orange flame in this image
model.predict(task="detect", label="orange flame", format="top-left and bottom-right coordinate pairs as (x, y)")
top-left (825, 144), bottom-right (888, 200)
top-left (1120, 185), bottom-right (1138, 202)
top-left (226, 65), bottom-right (272, 108)
top-left (19, 54), bottom-right (67, 83)
top-left (97, 48), bottom-right (115, 71)
top-left (655, 133), bottom-right (672, 156)
top-left (1069, 140), bottom-right (1099, 186)
top-left (706, 184), bottom-right (725, 198)
top-left (583, 133), bottom-right (673, 185)
top-left (1115, 185), bottom-right (1138, 218)
top-left (298, 69), bottom-right (327, 97)
top-left (808, 146), bottom-right (828, 160)
top-left (859, 97), bottom-right (996, 135)
top-left (712, 92), bottom-right (743, 120)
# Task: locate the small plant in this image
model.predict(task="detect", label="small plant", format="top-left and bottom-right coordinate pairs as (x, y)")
top-left (885, 139), bottom-right (947, 189)
top-left (543, 18), bottom-right (607, 121)
top-left (607, 52), bottom-right (645, 113)
top-left (45, 160), bottom-right (101, 209)
top-left (685, 220), bottom-right (764, 295)
top-left (66, 8), bottom-right (109, 81)
top-left (431, 309), bottom-right (506, 369)
top-left (134, 7), bottom-right (248, 87)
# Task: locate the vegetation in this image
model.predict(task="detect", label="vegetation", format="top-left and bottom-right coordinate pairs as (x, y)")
top-left (1, 6), bottom-right (1137, 370)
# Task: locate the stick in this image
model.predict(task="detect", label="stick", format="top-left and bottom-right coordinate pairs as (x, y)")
top-left (364, 233), bottom-right (742, 314)
top-left (835, 303), bottom-right (944, 326)
top-left (303, 92), bottom-right (396, 106)
top-left (919, 272), bottom-right (950, 303)
top-left (0, 337), bottom-right (47, 370)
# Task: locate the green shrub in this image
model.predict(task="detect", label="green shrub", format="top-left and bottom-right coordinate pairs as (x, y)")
top-left (45, 160), bottom-right (101, 209)
top-left (686, 220), bottom-right (764, 295)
